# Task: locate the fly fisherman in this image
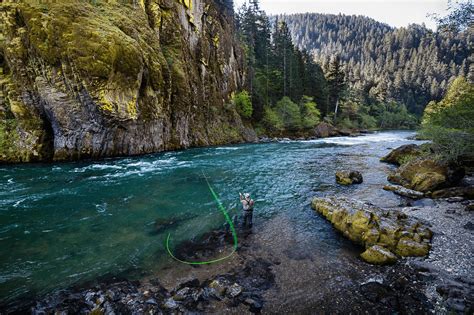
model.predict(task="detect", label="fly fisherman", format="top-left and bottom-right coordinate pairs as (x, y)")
top-left (239, 192), bottom-right (254, 229)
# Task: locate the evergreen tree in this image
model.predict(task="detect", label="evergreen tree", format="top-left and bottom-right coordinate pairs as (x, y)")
top-left (326, 55), bottom-right (346, 119)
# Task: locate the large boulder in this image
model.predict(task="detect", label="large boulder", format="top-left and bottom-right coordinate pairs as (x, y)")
top-left (336, 171), bottom-right (363, 185)
top-left (311, 197), bottom-right (432, 265)
top-left (381, 144), bottom-right (422, 166)
top-left (388, 158), bottom-right (465, 193)
top-left (314, 122), bottom-right (340, 138)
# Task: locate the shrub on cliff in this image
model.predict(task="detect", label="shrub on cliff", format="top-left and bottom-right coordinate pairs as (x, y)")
top-left (420, 77), bottom-right (474, 161)
top-left (234, 91), bottom-right (253, 119)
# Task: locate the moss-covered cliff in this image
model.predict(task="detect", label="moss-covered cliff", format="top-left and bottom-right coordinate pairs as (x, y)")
top-left (0, 0), bottom-right (255, 162)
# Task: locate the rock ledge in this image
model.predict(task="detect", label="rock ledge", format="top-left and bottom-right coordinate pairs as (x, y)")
top-left (311, 197), bottom-right (432, 265)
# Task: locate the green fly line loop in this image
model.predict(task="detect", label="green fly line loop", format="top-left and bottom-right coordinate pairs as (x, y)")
top-left (165, 172), bottom-right (238, 265)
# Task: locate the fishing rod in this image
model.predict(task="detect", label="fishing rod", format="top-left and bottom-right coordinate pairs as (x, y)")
top-left (165, 171), bottom-right (238, 265)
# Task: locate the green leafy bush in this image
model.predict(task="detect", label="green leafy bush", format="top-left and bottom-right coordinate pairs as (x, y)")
top-left (300, 96), bottom-right (321, 129)
top-left (262, 107), bottom-right (283, 132)
top-left (275, 97), bottom-right (301, 130)
top-left (233, 90), bottom-right (253, 119)
top-left (337, 117), bottom-right (357, 130)
top-left (358, 113), bottom-right (377, 129)
top-left (420, 77), bottom-right (474, 161)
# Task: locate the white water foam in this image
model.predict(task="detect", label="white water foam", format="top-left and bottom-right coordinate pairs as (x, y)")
top-left (303, 132), bottom-right (418, 146)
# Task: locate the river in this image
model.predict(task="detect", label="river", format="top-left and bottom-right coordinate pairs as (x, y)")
top-left (0, 131), bottom-right (424, 308)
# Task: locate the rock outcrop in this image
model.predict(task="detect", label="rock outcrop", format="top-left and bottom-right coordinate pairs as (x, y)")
top-left (387, 158), bottom-right (465, 193)
top-left (311, 197), bottom-right (432, 265)
top-left (380, 144), bottom-right (422, 166)
top-left (0, 0), bottom-right (256, 162)
top-left (313, 122), bottom-right (341, 138)
top-left (382, 144), bottom-right (468, 197)
top-left (335, 170), bottom-right (363, 185)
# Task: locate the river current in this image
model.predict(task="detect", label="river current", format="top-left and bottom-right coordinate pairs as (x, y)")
top-left (0, 131), bottom-right (423, 306)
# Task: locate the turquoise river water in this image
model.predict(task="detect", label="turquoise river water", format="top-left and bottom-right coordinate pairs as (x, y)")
top-left (0, 131), bottom-right (423, 307)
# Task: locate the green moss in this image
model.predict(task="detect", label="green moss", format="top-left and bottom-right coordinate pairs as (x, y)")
top-left (0, 71), bottom-right (49, 162)
top-left (362, 228), bottom-right (380, 247)
top-left (97, 88), bottom-right (113, 113)
top-left (312, 197), bottom-right (433, 265)
top-left (395, 238), bottom-right (430, 257)
top-left (180, 0), bottom-right (193, 10)
top-left (212, 34), bottom-right (219, 48)
top-left (411, 172), bottom-right (446, 192)
top-left (0, 0), bottom-right (245, 161)
top-left (360, 245), bottom-right (397, 265)
top-left (127, 98), bottom-right (138, 119)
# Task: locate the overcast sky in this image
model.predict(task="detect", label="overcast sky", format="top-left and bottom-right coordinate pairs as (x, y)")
top-left (233, 0), bottom-right (449, 30)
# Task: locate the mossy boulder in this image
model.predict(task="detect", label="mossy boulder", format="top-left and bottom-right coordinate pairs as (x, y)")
top-left (383, 145), bottom-right (466, 195)
top-left (361, 245), bottom-right (398, 265)
top-left (388, 158), bottom-right (464, 193)
top-left (335, 170), bottom-right (363, 185)
top-left (395, 238), bottom-right (430, 257)
top-left (311, 197), bottom-right (433, 265)
top-left (411, 172), bottom-right (446, 192)
top-left (381, 144), bottom-right (422, 165)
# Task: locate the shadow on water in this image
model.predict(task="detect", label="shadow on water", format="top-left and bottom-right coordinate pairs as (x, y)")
top-left (0, 131), bottom-right (423, 308)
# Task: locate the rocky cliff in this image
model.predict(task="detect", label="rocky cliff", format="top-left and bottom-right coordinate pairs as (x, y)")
top-left (0, 0), bottom-right (255, 163)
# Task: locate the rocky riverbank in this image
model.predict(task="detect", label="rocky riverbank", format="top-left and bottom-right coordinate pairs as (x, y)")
top-left (6, 230), bottom-right (275, 314)
top-left (402, 199), bottom-right (474, 313)
top-left (258, 122), bottom-right (368, 143)
top-left (311, 142), bottom-right (474, 313)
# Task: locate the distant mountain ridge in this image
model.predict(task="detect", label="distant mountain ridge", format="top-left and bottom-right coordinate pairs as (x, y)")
top-left (279, 13), bottom-right (472, 115)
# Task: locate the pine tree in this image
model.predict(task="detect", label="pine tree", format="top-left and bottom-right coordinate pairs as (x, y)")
top-left (326, 55), bottom-right (346, 119)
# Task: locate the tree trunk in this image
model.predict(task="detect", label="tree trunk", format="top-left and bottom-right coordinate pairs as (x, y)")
top-left (334, 98), bottom-right (339, 122)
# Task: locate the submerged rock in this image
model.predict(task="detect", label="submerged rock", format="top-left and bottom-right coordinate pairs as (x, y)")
top-left (311, 197), bottom-right (432, 265)
top-left (335, 170), bottom-right (363, 185)
top-left (227, 283), bottom-right (243, 298)
top-left (151, 214), bottom-right (197, 234)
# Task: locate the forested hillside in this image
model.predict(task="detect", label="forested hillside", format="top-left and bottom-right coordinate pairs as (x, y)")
top-left (280, 13), bottom-right (473, 115)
